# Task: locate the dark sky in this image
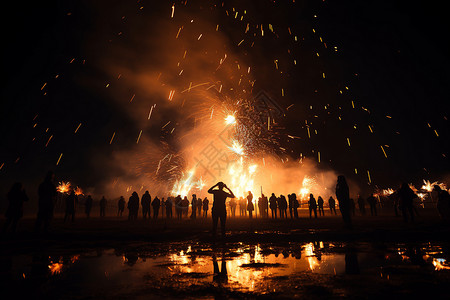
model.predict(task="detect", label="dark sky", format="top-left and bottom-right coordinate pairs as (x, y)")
top-left (1, 0), bottom-right (449, 207)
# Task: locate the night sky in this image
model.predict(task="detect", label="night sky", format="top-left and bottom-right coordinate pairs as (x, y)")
top-left (1, 0), bottom-right (449, 210)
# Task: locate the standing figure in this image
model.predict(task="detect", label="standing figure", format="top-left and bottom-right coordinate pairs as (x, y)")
top-left (434, 185), bottom-right (450, 220)
top-left (152, 196), bottom-right (161, 219)
top-left (328, 196), bottom-right (337, 215)
top-left (190, 194), bottom-right (197, 219)
top-left (165, 197), bottom-right (173, 218)
top-left (85, 195), bottom-right (93, 218)
top-left (357, 195), bottom-right (366, 215)
top-left (64, 191), bottom-right (78, 222)
top-left (118, 196), bottom-right (125, 217)
top-left (3, 182), bottom-right (29, 233)
top-left (246, 191), bottom-right (254, 218)
top-left (309, 194), bottom-right (317, 218)
top-left (367, 194), bottom-right (378, 216)
top-left (208, 182), bottom-right (235, 237)
top-left (317, 196), bottom-right (325, 216)
top-left (128, 192), bottom-right (139, 220)
top-left (197, 197), bottom-right (203, 216)
top-left (262, 194), bottom-right (269, 218)
top-left (230, 197), bottom-right (237, 217)
top-left (99, 196), bottom-right (107, 217)
top-left (239, 197), bottom-right (246, 217)
top-left (35, 171), bottom-right (57, 233)
top-left (175, 195), bottom-right (183, 219)
top-left (288, 194), bottom-right (294, 218)
top-left (336, 175), bottom-right (352, 228)
top-left (279, 195), bottom-right (288, 218)
top-left (292, 193), bottom-right (299, 218)
top-left (397, 183), bottom-right (416, 223)
top-left (181, 196), bottom-right (189, 218)
top-left (269, 193), bottom-right (278, 218)
top-left (203, 197), bottom-right (209, 217)
top-left (141, 191), bottom-right (151, 219)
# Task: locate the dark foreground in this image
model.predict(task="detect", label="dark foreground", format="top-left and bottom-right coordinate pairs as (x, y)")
top-left (1, 209), bottom-right (450, 299)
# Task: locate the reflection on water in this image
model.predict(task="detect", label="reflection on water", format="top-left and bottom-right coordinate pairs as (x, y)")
top-left (5, 241), bottom-right (450, 298)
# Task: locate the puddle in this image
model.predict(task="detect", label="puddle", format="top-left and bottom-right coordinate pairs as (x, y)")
top-left (2, 241), bottom-right (450, 298)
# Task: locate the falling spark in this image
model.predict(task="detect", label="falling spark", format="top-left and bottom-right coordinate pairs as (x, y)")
top-left (74, 123), bottom-right (82, 133)
top-left (109, 132), bottom-right (116, 144)
top-left (56, 153), bottom-right (63, 166)
top-left (171, 4), bottom-right (175, 18)
top-left (380, 145), bottom-right (388, 158)
top-left (136, 130), bottom-right (143, 144)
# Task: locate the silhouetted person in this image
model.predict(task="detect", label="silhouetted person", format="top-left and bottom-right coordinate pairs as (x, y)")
top-left (3, 182), bottom-right (28, 233)
top-left (181, 196), bottom-right (189, 217)
top-left (269, 193), bottom-right (277, 218)
top-left (99, 196), bottom-right (107, 217)
top-left (35, 171), bottom-right (57, 233)
top-left (152, 196), bottom-right (161, 218)
top-left (336, 175), bottom-right (352, 229)
top-left (292, 193), bottom-right (299, 218)
top-left (357, 195), bottom-right (366, 215)
top-left (118, 196), bottom-right (125, 217)
top-left (203, 197), bottom-right (209, 217)
top-left (246, 191), bottom-right (254, 218)
top-left (128, 192), bottom-right (139, 220)
top-left (85, 195), bottom-right (93, 218)
top-left (239, 197), bottom-right (246, 216)
top-left (208, 182), bottom-right (235, 238)
top-left (262, 194), bottom-right (269, 218)
top-left (212, 251), bottom-right (228, 284)
top-left (64, 191), bottom-right (77, 222)
top-left (165, 197), bottom-right (173, 218)
top-left (190, 194), bottom-right (197, 219)
top-left (309, 194), bottom-right (317, 218)
top-left (175, 195), bottom-right (183, 219)
top-left (288, 194), bottom-right (294, 218)
top-left (141, 191), bottom-right (151, 219)
top-left (350, 198), bottom-right (356, 216)
top-left (279, 195), bottom-right (288, 218)
top-left (434, 185), bottom-right (450, 220)
top-left (197, 196), bottom-right (203, 216)
top-left (317, 196), bottom-right (325, 216)
top-left (328, 196), bottom-right (337, 215)
top-left (230, 197), bottom-right (237, 217)
top-left (367, 194), bottom-right (378, 216)
top-left (398, 183), bottom-right (416, 223)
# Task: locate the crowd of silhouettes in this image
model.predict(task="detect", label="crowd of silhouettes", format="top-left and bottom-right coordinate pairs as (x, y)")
top-left (3, 172), bottom-right (450, 235)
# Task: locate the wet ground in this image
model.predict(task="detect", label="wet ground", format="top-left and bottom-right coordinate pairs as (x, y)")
top-left (2, 212), bottom-right (450, 299)
top-left (2, 240), bottom-right (450, 299)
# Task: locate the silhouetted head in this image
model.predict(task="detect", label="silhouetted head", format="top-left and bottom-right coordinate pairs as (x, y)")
top-left (145, 191), bottom-right (149, 194)
top-left (337, 175), bottom-right (346, 184)
top-left (433, 185), bottom-right (442, 192)
top-left (45, 171), bottom-right (54, 182)
top-left (217, 182), bottom-right (225, 190)
top-left (310, 193), bottom-right (314, 198)
top-left (248, 191), bottom-right (252, 195)
top-left (271, 193), bottom-right (275, 196)
top-left (11, 182), bottom-right (22, 192)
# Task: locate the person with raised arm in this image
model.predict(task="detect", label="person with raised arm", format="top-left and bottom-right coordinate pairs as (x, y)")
top-left (208, 182), bottom-right (235, 238)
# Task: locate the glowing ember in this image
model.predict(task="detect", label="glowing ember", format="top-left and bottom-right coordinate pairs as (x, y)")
top-left (57, 181), bottom-right (71, 194)
top-left (225, 114), bottom-right (236, 125)
top-left (421, 180), bottom-right (447, 192)
top-left (74, 186), bottom-right (84, 196)
top-left (228, 140), bottom-right (245, 156)
top-left (48, 261), bottom-right (63, 275)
